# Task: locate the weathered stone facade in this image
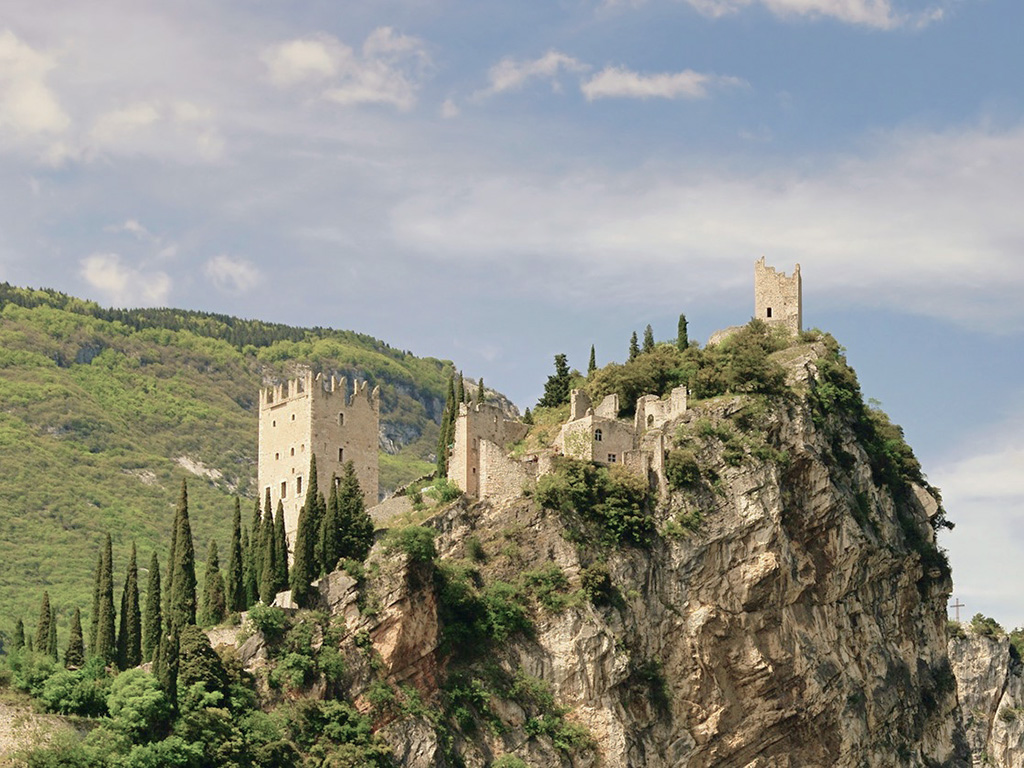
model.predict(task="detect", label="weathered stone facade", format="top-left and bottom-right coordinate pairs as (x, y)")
top-left (258, 371), bottom-right (379, 549)
top-left (447, 402), bottom-right (529, 498)
top-left (754, 256), bottom-right (802, 334)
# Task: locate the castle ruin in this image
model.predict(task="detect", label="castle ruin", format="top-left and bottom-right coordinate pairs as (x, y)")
top-left (257, 371), bottom-right (379, 549)
top-left (754, 256), bottom-right (802, 334)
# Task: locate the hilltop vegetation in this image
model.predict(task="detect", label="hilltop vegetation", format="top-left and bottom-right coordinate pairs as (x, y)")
top-left (0, 284), bottom-right (452, 645)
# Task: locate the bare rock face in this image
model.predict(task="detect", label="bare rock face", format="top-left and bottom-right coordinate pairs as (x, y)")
top-left (949, 631), bottom-right (1024, 766)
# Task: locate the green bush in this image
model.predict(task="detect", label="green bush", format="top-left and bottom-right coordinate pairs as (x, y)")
top-left (106, 669), bottom-right (172, 740)
top-left (492, 757), bottom-right (529, 768)
top-left (970, 613), bottom-right (1004, 638)
top-left (271, 652), bottom-right (314, 690)
top-left (521, 564), bottom-right (573, 612)
top-left (247, 604), bottom-right (289, 639)
top-left (465, 536), bottom-right (486, 562)
top-left (40, 662), bottom-right (110, 717)
top-left (426, 478), bottom-right (463, 504)
top-left (665, 450), bottom-right (701, 489)
top-left (580, 562), bottom-right (613, 605)
top-left (385, 526), bottom-right (438, 563)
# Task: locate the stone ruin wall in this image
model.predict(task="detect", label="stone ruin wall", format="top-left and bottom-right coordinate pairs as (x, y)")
top-left (448, 402), bottom-right (529, 497)
top-left (258, 371), bottom-right (379, 548)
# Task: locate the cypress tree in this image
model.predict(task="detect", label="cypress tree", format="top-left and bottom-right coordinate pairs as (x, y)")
top-left (436, 373), bottom-right (456, 478)
top-left (156, 631), bottom-right (179, 705)
top-left (245, 499), bottom-right (262, 607)
top-left (629, 331), bottom-right (640, 361)
top-left (168, 480), bottom-right (196, 632)
top-left (64, 608), bottom-right (85, 669)
top-left (89, 551), bottom-right (101, 652)
top-left (201, 540), bottom-right (227, 625)
top-left (12, 618), bottom-right (24, 651)
top-left (259, 521), bottom-right (278, 605)
top-left (322, 475), bottom-right (342, 574)
top-left (164, 493), bottom-right (179, 622)
top-left (677, 313), bottom-right (689, 351)
top-left (116, 543), bottom-right (142, 669)
top-left (476, 378), bottom-right (485, 403)
top-left (338, 461), bottom-right (374, 562)
top-left (456, 371), bottom-right (465, 405)
top-left (142, 552), bottom-right (162, 662)
top-left (241, 526), bottom-right (257, 608)
top-left (537, 354), bottom-right (571, 408)
top-left (34, 592), bottom-right (51, 658)
top-left (95, 534), bottom-right (116, 663)
top-left (47, 603), bottom-right (57, 660)
top-left (27, 636), bottom-right (33, 652)
top-left (290, 455), bottom-right (320, 607)
top-left (643, 324), bottom-right (655, 353)
top-left (226, 499), bottom-right (245, 613)
top-left (274, 500), bottom-right (289, 590)
top-left (588, 345), bottom-right (597, 375)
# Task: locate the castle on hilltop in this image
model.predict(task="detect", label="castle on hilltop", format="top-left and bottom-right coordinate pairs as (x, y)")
top-left (257, 371), bottom-right (379, 549)
top-left (446, 258), bottom-right (802, 501)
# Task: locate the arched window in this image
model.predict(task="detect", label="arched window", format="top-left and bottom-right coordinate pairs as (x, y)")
top-left (647, 414), bottom-right (655, 427)
top-left (594, 429), bottom-right (603, 442)
top-left (338, 413), bottom-right (345, 426)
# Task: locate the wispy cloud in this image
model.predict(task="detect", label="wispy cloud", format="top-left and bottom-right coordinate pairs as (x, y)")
top-left (79, 253), bottom-right (171, 306)
top-left (0, 29), bottom-right (69, 140)
top-left (203, 255), bottom-right (262, 295)
top-left (582, 66), bottom-right (745, 100)
top-left (477, 50), bottom-right (589, 97)
top-left (264, 27), bottom-right (430, 111)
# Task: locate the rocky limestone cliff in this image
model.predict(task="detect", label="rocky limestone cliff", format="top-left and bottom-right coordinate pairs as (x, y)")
top-left (949, 630), bottom-right (1024, 766)
top-left (244, 338), bottom-right (970, 767)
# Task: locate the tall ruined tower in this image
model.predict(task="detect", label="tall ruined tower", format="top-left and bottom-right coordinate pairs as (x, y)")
top-left (257, 371), bottom-right (379, 551)
top-left (754, 257), bottom-right (802, 334)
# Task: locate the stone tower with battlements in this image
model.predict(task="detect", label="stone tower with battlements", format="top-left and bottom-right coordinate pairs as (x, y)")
top-left (258, 370), bottom-right (379, 552)
top-left (754, 257), bottom-right (802, 334)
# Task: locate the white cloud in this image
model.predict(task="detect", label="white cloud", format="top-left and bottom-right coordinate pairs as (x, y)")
top-left (389, 122), bottom-right (1024, 330)
top-left (80, 253), bottom-right (171, 306)
top-left (264, 28), bottom-right (429, 111)
top-left (582, 66), bottom-right (745, 100)
top-left (673, 0), bottom-right (943, 28)
top-left (91, 102), bottom-right (161, 144)
top-left (104, 219), bottom-right (156, 241)
top-left (203, 254), bottom-right (262, 295)
top-left (440, 98), bottom-right (460, 119)
top-left (0, 29), bottom-right (69, 137)
top-left (479, 51), bottom-right (589, 97)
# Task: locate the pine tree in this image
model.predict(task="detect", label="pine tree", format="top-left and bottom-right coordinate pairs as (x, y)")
top-left (116, 543), bottom-right (142, 669)
top-left (64, 608), bottom-right (85, 669)
top-left (274, 501), bottom-right (289, 590)
top-left (677, 313), bottom-right (688, 351)
top-left (142, 552), bottom-right (162, 662)
top-left (201, 540), bottom-right (227, 625)
top-left (35, 592), bottom-right (51, 659)
top-left (522, 407), bottom-right (533, 425)
top-left (47, 603), bottom-right (57, 660)
top-left (226, 499), bottom-right (245, 613)
top-left (629, 331), bottom-right (640, 361)
top-left (643, 324), bottom-right (655, 353)
top-left (168, 480), bottom-right (196, 632)
top-left (95, 535), bottom-right (116, 663)
top-left (338, 461), bottom-right (374, 563)
top-left (476, 378), bottom-right (485, 403)
top-left (588, 345), bottom-right (597, 375)
top-left (12, 618), bottom-right (24, 651)
top-left (537, 354), bottom-right (571, 408)
top-left (89, 551), bottom-right (101, 652)
top-left (290, 455), bottom-right (321, 607)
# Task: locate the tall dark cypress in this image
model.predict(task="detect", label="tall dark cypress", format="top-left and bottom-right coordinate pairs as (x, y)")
top-left (677, 313), bottom-right (689, 351)
top-left (245, 499), bottom-right (262, 607)
top-left (95, 534), bottom-right (116, 663)
top-left (259, 524), bottom-right (277, 605)
top-left (629, 331), bottom-right (640, 361)
top-left (168, 480), bottom-right (196, 632)
top-left (89, 551), bottom-right (102, 652)
top-left (116, 543), bottom-right (141, 669)
top-left (241, 526), bottom-right (256, 608)
top-left (47, 603), bottom-right (57, 660)
top-left (201, 540), bottom-right (226, 625)
top-left (436, 373), bottom-right (456, 478)
top-left (274, 500), bottom-right (289, 590)
top-left (156, 631), bottom-right (179, 705)
top-left (34, 591), bottom-right (51, 657)
top-left (643, 324), bottom-right (655, 353)
top-left (290, 454), bottom-right (320, 607)
top-left (588, 345), bottom-right (597, 375)
top-left (476, 378), bottom-right (485, 403)
top-left (338, 461), bottom-right (374, 563)
top-left (64, 608), bottom-right (85, 669)
top-left (456, 371), bottom-right (465, 405)
top-left (322, 476), bottom-right (341, 574)
top-left (226, 499), bottom-right (245, 613)
top-left (12, 618), bottom-right (24, 651)
top-left (142, 552), bottom-right (162, 662)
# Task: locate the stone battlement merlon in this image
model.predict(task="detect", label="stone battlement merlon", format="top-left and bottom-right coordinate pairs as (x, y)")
top-left (260, 371), bottom-right (381, 410)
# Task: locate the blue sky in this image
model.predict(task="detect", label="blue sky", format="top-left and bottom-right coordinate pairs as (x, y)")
top-left (1, 0), bottom-right (1023, 625)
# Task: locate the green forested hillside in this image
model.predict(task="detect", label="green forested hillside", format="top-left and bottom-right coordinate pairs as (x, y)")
top-left (0, 284), bottom-right (451, 646)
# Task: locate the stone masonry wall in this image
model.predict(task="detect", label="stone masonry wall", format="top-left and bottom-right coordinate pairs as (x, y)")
top-left (754, 256), bottom-right (802, 334)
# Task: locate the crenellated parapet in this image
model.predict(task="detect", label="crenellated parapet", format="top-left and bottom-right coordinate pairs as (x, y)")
top-left (754, 257), bottom-right (802, 334)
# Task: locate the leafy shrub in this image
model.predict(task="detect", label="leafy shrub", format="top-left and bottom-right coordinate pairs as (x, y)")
top-left (492, 757), bottom-right (529, 768)
top-left (106, 669), bottom-right (171, 740)
top-left (385, 526), bottom-right (437, 563)
top-left (464, 536), bottom-right (486, 562)
top-left (970, 613), bottom-right (1004, 638)
top-left (271, 652), bottom-right (314, 690)
top-left (426, 478), bottom-right (462, 504)
top-left (946, 620), bottom-right (965, 640)
top-left (692, 320), bottom-right (788, 399)
top-left (580, 563), bottom-right (613, 605)
top-left (481, 582), bottom-right (532, 643)
top-left (40, 662), bottom-right (110, 717)
top-left (521, 564), bottom-right (573, 612)
top-left (665, 450), bottom-right (701, 489)
top-left (247, 603), bottom-right (289, 640)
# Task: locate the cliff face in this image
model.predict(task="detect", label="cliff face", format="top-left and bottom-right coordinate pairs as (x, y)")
top-left (274, 339), bottom-right (970, 767)
top-left (949, 632), bottom-right (1024, 766)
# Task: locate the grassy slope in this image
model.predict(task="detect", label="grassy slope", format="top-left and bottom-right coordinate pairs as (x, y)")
top-left (0, 287), bottom-right (446, 645)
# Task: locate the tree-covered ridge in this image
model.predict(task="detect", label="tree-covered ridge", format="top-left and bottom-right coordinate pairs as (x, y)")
top-left (0, 283), bottom-right (455, 642)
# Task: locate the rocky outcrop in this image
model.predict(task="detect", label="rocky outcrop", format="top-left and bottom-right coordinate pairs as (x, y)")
top-left (949, 631), bottom-right (1024, 766)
